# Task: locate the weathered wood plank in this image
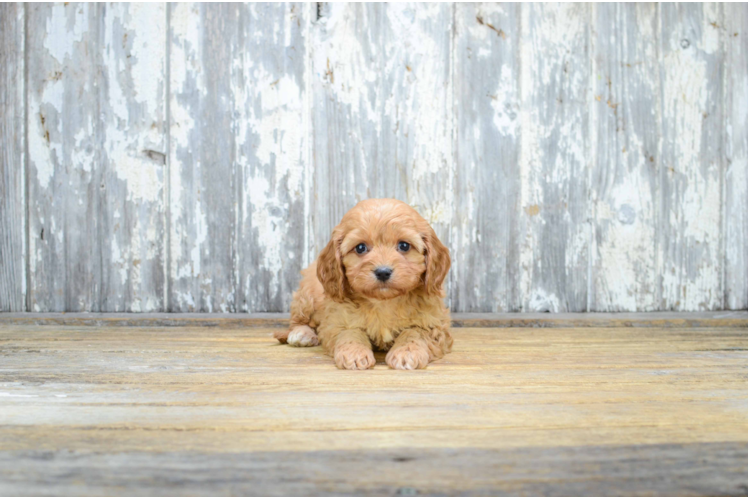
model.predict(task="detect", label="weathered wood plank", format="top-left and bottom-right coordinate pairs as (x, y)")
top-left (234, 3), bottom-right (308, 312)
top-left (518, 4), bottom-right (590, 312)
top-left (659, 3), bottom-right (724, 310)
top-left (452, 3), bottom-right (520, 312)
top-left (0, 325), bottom-right (747, 441)
top-left (589, 4), bottom-right (660, 311)
top-left (2, 311), bottom-right (748, 328)
top-left (99, 3), bottom-right (167, 311)
top-left (26, 3), bottom-right (101, 312)
top-left (724, 4), bottom-right (748, 310)
top-left (1, 444), bottom-right (747, 496)
top-left (310, 3), bottom-right (453, 287)
top-left (168, 4), bottom-right (238, 312)
top-left (0, 3), bottom-right (25, 312)
top-left (0, 324), bottom-right (747, 494)
top-left (4, 3), bottom-right (746, 314)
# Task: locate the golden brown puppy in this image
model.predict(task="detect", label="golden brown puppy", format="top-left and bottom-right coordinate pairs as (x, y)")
top-left (274, 198), bottom-right (452, 370)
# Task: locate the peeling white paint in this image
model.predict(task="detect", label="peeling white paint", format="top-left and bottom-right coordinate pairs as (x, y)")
top-left (588, 4), bottom-right (661, 312)
top-left (251, 75), bottom-right (304, 191)
top-left (595, 177), bottom-right (657, 311)
top-left (244, 173), bottom-right (284, 294)
top-left (28, 126), bottom-right (53, 192)
top-left (113, 156), bottom-right (162, 203)
top-left (528, 289), bottom-right (562, 313)
top-left (660, 4), bottom-right (723, 310)
top-left (44, 3), bottom-right (88, 65)
top-left (491, 65), bottom-right (519, 138)
top-left (724, 2), bottom-right (748, 309)
top-left (128, 4), bottom-right (165, 113)
top-left (12, 2), bottom-right (746, 314)
top-left (98, 3), bottom-right (166, 311)
top-left (170, 2), bottom-right (207, 309)
top-left (519, 3), bottom-right (590, 311)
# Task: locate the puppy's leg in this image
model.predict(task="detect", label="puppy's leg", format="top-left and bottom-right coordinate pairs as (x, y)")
top-left (386, 327), bottom-right (453, 370)
top-left (275, 268), bottom-right (321, 346)
top-left (285, 325), bottom-right (319, 347)
top-left (332, 329), bottom-right (376, 370)
top-left (274, 317), bottom-right (320, 347)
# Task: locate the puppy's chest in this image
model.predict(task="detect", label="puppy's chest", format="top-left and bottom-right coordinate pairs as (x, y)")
top-left (360, 303), bottom-right (412, 350)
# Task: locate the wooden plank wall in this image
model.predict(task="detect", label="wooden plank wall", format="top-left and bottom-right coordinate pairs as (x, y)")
top-left (0, 3), bottom-right (25, 312)
top-left (1, 2), bottom-right (746, 313)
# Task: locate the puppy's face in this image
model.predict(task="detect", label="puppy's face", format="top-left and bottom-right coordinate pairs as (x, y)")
top-left (317, 199), bottom-right (450, 301)
top-left (339, 216), bottom-right (427, 300)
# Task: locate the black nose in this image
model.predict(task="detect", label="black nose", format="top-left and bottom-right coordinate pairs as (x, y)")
top-left (374, 267), bottom-right (393, 282)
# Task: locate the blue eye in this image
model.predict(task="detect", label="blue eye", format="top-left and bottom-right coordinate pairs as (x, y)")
top-left (398, 241), bottom-right (410, 252)
top-left (355, 243), bottom-right (367, 254)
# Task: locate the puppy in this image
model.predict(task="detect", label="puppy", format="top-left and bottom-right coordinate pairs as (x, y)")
top-left (275, 198), bottom-right (452, 370)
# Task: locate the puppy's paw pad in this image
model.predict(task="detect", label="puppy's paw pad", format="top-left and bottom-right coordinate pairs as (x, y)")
top-left (287, 326), bottom-right (319, 347)
top-left (334, 344), bottom-right (376, 370)
top-left (386, 343), bottom-right (430, 370)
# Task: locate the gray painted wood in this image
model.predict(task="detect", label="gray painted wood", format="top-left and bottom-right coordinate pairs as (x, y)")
top-left (3, 3), bottom-right (748, 313)
top-left (26, 3), bottom-right (102, 312)
top-left (310, 3), bottom-right (454, 279)
top-left (589, 4), bottom-right (660, 311)
top-left (452, 3), bottom-right (521, 312)
top-left (2, 311), bottom-right (748, 329)
top-left (234, 3), bottom-right (308, 313)
top-left (99, 3), bottom-right (167, 312)
top-left (724, 4), bottom-right (748, 310)
top-left (25, 3), bottom-right (166, 312)
top-left (168, 3), bottom-right (307, 313)
top-left (518, 3), bottom-right (590, 312)
top-left (0, 3), bottom-right (25, 312)
top-left (169, 3), bottom-right (239, 312)
top-left (659, 3), bottom-right (724, 311)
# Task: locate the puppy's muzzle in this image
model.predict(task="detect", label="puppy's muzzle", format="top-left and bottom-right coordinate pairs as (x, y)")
top-left (374, 267), bottom-right (393, 282)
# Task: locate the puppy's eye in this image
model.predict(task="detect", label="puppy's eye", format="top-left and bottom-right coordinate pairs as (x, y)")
top-left (355, 243), bottom-right (368, 255)
top-left (398, 241), bottom-right (410, 252)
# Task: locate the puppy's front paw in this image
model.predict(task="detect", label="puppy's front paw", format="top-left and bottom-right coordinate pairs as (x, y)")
top-left (287, 325), bottom-right (319, 347)
top-left (334, 344), bottom-right (376, 370)
top-left (386, 343), bottom-right (430, 370)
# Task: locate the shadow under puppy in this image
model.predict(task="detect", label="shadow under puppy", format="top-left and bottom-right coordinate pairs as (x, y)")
top-left (275, 198), bottom-right (453, 370)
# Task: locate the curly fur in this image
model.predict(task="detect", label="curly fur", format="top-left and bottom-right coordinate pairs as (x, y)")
top-left (275, 199), bottom-right (453, 370)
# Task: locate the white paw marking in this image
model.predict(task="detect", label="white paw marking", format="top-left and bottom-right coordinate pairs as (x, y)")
top-left (287, 326), bottom-right (318, 347)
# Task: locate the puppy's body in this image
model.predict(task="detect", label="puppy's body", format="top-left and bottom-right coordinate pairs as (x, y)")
top-left (276, 199), bottom-right (452, 370)
top-left (290, 261), bottom-right (450, 352)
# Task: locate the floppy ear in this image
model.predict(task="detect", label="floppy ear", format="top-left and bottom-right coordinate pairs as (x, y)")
top-left (422, 226), bottom-right (451, 296)
top-left (316, 231), bottom-right (348, 302)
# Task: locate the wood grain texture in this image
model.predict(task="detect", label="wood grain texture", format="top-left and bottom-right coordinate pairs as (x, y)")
top-left (234, 3), bottom-right (308, 313)
top-left (169, 3), bottom-right (238, 312)
top-left (1, 444), bottom-right (746, 496)
top-left (310, 3), bottom-right (453, 288)
top-left (4, 3), bottom-right (748, 313)
top-left (519, 4), bottom-right (591, 312)
top-left (724, 4), bottom-right (748, 310)
top-left (99, 3), bottom-right (167, 312)
top-left (0, 323), bottom-right (747, 494)
top-left (659, 3), bottom-right (724, 311)
top-left (452, 3), bottom-right (520, 312)
top-left (589, 4), bottom-right (660, 311)
top-left (0, 3), bottom-right (25, 312)
top-left (168, 3), bottom-right (307, 313)
top-left (26, 3), bottom-right (101, 312)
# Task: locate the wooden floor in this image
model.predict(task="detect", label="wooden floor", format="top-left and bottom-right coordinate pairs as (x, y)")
top-left (1, 316), bottom-right (747, 495)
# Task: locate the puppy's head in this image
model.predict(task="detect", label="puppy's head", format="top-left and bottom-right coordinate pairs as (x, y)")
top-left (317, 199), bottom-right (450, 301)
